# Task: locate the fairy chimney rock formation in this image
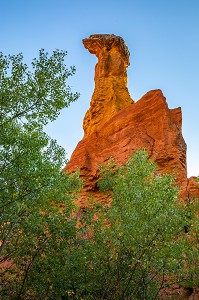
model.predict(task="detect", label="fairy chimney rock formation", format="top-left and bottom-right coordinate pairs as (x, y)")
top-left (83, 34), bottom-right (134, 137)
top-left (66, 34), bottom-right (199, 203)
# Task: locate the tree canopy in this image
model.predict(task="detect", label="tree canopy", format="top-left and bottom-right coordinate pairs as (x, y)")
top-left (57, 150), bottom-right (197, 300)
top-left (0, 50), bottom-right (81, 299)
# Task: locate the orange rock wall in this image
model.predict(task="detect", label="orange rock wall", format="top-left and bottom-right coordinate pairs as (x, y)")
top-left (67, 89), bottom-right (188, 203)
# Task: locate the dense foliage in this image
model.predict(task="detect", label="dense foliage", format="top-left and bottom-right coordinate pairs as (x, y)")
top-left (60, 151), bottom-right (198, 300)
top-left (0, 50), bottom-right (81, 299)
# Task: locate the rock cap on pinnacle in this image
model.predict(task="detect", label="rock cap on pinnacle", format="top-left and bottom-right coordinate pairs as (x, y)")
top-left (82, 34), bottom-right (130, 67)
top-left (82, 34), bottom-right (133, 137)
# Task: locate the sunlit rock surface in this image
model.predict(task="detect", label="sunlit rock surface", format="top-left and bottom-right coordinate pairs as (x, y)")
top-left (83, 34), bottom-right (133, 138)
top-left (66, 34), bottom-right (198, 204)
top-left (67, 88), bottom-right (187, 204)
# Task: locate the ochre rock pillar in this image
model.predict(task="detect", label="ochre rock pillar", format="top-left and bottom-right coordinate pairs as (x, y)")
top-left (66, 34), bottom-right (198, 202)
top-left (83, 34), bottom-right (134, 137)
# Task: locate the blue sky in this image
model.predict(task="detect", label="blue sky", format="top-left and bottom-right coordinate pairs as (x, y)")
top-left (1, 0), bottom-right (199, 177)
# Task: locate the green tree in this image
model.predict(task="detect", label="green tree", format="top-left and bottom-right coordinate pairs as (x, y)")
top-left (0, 50), bottom-right (81, 299)
top-left (62, 150), bottom-right (198, 300)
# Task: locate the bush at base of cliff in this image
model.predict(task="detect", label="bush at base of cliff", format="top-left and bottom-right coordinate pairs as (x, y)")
top-left (61, 150), bottom-right (198, 300)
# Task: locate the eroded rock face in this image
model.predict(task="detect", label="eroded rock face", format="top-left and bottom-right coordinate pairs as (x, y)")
top-left (83, 34), bottom-right (134, 138)
top-left (187, 176), bottom-right (199, 199)
top-left (67, 89), bottom-right (188, 203)
top-left (66, 34), bottom-right (198, 204)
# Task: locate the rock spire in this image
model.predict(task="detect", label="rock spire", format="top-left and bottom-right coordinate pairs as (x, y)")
top-left (66, 34), bottom-right (199, 204)
top-left (83, 34), bottom-right (134, 137)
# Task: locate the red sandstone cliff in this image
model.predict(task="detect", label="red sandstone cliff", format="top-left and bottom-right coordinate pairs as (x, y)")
top-left (66, 34), bottom-right (198, 205)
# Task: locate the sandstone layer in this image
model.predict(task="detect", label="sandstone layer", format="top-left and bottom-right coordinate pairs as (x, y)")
top-left (83, 34), bottom-right (134, 138)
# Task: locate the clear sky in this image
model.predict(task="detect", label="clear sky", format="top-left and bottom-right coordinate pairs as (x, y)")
top-left (1, 0), bottom-right (199, 177)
